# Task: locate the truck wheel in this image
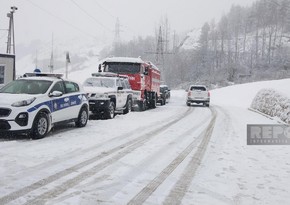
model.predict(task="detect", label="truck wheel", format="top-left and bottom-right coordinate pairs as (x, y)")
top-left (76, 106), bottom-right (88, 127)
top-left (105, 101), bottom-right (115, 119)
top-left (123, 99), bottom-right (132, 114)
top-left (31, 112), bottom-right (49, 139)
top-left (151, 94), bottom-right (157, 109)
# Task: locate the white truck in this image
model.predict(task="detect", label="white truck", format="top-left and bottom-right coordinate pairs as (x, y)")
top-left (186, 85), bottom-right (210, 107)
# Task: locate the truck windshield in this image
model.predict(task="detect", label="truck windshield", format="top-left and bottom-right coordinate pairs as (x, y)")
top-left (104, 63), bottom-right (140, 74)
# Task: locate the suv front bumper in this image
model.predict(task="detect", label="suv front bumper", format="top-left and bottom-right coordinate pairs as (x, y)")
top-left (0, 107), bottom-right (37, 132)
top-left (89, 99), bottom-right (111, 113)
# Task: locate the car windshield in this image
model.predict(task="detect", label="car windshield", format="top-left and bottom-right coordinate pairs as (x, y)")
top-left (0, 79), bottom-right (52, 94)
top-left (191, 86), bottom-right (206, 91)
top-left (160, 87), bottom-right (167, 92)
top-left (84, 78), bottom-right (115, 88)
top-left (104, 62), bottom-right (140, 74)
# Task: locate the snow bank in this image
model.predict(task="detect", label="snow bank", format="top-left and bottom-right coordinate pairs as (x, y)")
top-left (211, 78), bottom-right (290, 108)
top-left (251, 88), bottom-right (290, 124)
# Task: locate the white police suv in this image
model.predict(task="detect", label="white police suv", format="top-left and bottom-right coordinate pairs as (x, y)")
top-left (0, 73), bottom-right (89, 139)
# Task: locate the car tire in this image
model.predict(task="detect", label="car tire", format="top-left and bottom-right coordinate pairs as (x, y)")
top-left (162, 97), bottom-right (166, 105)
top-left (31, 112), bottom-right (49, 139)
top-left (186, 102), bottom-right (191, 106)
top-left (123, 99), bottom-right (132, 114)
top-left (137, 100), bottom-right (146, 111)
top-left (76, 106), bottom-right (88, 127)
top-left (105, 101), bottom-right (115, 119)
top-left (151, 94), bottom-right (157, 109)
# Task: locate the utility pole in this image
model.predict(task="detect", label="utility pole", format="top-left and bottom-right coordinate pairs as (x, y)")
top-left (65, 52), bottom-right (70, 79)
top-left (6, 6), bottom-right (17, 54)
top-left (114, 18), bottom-right (121, 47)
top-left (35, 49), bottom-right (38, 69)
top-left (48, 34), bottom-right (54, 73)
top-left (156, 26), bottom-right (164, 65)
top-left (144, 26), bottom-right (174, 83)
top-left (145, 26), bottom-right (173, 67)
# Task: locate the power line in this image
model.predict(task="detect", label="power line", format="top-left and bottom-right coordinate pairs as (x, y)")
top-left (69, 0), bottom-right (112, 32)
top-left (25, 0), bottom-right (99, 40)
top-left (91, 0), bottom-right (115, 19)
top-left (90, 1), bottom-right (137, 36)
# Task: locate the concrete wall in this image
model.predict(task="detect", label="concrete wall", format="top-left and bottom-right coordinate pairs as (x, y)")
top-left (0, 54), bottom-right (15, 87)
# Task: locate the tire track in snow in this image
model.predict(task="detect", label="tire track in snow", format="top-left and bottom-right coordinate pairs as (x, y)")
top-left (163, 106), bottom-right (216, 204)
top-left (0, 107), bottom-right (194, 205)
top-left (127, 107), bottom-right (217, 205)
top-left (0, 106), bottom-right (184, 188)
top-left (88, 107), bottom-right (212, 203)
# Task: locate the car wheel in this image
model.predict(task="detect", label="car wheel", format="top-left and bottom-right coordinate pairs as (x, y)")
top-left (105, 101), bottom-right (115, 119)
top-left (186, 102), bottom-right (191, 106)
top-left (137, 99), bottom-right (146, 111)
top-left (141, 100), bottom-right (147, 111)
top-left (76, 106), bottom-right (88, 127)
top-left (123, 99), bottom-right (132, 114)
top-left (162, 97), bottom-right (166, 105)
top-left (31, 112), bottom-right (49, 139)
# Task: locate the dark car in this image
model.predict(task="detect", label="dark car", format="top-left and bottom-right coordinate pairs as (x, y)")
top-left (158, 85), bottom-right (170, 105)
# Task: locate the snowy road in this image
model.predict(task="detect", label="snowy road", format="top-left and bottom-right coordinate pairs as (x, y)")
top-left (0, 88), bottom-right (290, 205)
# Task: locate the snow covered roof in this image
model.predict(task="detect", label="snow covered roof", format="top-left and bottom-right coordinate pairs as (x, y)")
top-left (160, 84), bottom-right (169, 87)
top-left (189, 84), bottom-right (207, 88)
top-left (101, 57), bottom-right (160, 71)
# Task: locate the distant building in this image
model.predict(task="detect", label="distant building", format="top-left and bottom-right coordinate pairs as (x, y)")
top-left (0, 54), bottom-right (15, 87)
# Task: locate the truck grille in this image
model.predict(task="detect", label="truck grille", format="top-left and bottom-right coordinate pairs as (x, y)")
top-left (0, 108), bottom-right (11, 117)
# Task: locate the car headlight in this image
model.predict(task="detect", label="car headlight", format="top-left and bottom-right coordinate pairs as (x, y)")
top-left (12, 97), bottom-right (36, 107)
top-left (97, 93), bottom-right (108, 98)
top-left (103, 93), bottom-right (109, 98)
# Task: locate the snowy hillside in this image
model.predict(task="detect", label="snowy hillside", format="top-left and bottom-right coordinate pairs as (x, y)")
top-left (179, 28), bottom-right (201, 50)
top-left (181, 29), bottom-right (290, 52)
top-left (15, 37), bottom-right (106, 77)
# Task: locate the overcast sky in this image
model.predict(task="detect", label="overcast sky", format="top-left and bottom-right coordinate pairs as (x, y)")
top-left (0, 0), bottom-right (256, 50)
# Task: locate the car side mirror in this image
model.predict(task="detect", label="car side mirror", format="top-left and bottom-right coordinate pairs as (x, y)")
top-left (98, 64), bottom-right (102, 72)
top-left (49, 91), bottom-right (63, 97)
top-left (144, 67), bottom-right (149, 75)
top-left (117, 86), bottom-right (123, 91)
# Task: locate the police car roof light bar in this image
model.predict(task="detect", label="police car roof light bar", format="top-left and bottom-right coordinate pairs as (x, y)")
top-left (23, 73), bottom-right (64, 78)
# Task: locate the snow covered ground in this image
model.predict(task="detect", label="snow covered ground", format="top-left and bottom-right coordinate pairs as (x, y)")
top-left (0, 78), bottom-right (290, 205)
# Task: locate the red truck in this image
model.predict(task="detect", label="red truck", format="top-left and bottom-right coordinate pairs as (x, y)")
top-left (98, 57), bottom-right (161, 111)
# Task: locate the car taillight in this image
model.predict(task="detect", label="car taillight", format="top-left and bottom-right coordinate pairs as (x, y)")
top-left (208, 91), bottom-right (210, 97)
top-left (188, 92), bottom-right (191, 97)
